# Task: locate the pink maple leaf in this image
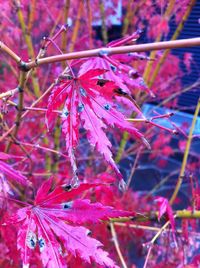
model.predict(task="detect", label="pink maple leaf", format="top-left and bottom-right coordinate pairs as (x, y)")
top-left (0, 157), bottom-right (28, 210)
top-left (155, 196), bottom-right (175, 232)
top-left (78, 31), bottom-right (154, 99)
top-left (46, 68), bottom-right (149, 179)
top-left (9, 178), bottom-right (132, 267)
top-left (78, 53), bottom-right (154, 101)
top-left (0, 160), bottom-right (27, 186)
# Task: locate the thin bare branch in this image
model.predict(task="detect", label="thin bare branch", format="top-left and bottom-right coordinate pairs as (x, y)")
top-left (24, 37), bottom-right (200, 69)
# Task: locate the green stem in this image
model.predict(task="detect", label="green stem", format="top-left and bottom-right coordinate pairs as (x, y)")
top-left (115, 132), bottom-right (129, 163)
top-left (170, 98), bottom-right (200, 205)
top-left (99, 0), bottom-right (108, 44)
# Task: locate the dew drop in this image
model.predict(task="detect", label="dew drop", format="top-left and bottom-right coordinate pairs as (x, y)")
top-left (77, 103), bottom-right (84, 113)
top-left (38, 237), bottom-right (46, 252)
top-left (62, 107), bottom-right (69, 118)
top-left (110, 65), bottom-right (117, 72)
top-left (99, 49), bottom-right (109, 56)
top-left (26, 231), bottom-right (37, 249)
top-left (104, 104), bottom-right (111, 111)
top-left (86, 230), bottom-right (92, 236)
top-left (80, 87), bottom-right (86, 97)
top-left (62, 201), bottom-right (73, 210)
top-left (63, 184), bottom-right (72, 191)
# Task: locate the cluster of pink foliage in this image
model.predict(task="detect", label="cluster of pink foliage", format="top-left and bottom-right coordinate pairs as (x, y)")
top-left (0, 1), bottom-right (199, 267)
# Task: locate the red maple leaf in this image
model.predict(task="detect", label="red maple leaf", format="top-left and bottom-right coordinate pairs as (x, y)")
top-left (46, 68), bottom-right (149, 179)
top-left (155, 196), bottom-right (175, 232)
top-left (9, 178), bottom-right (132, 267)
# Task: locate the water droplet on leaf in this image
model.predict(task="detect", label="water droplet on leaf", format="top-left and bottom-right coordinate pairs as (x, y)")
top-left (62, 201), bottom-right (73, 210)
top-left (62, 107), bottom-right (69, 118)
top-left (104, 104), bottom-right (111, 111)
top-left (38, 237), bottom-right (46, 252)
top-left (110, 65), bottom-right (117, 72)
top-left (77, 103), bottom-right (84, 112)
top-left (80, 87), bottom-right (86, 97)
top-left (26, 231), bottom-right (37, 249)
